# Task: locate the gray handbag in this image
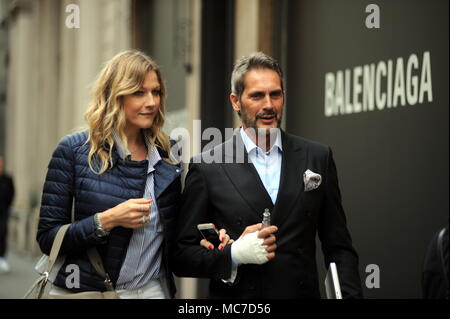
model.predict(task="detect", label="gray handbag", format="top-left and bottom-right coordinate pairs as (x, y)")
top-left (24, 224), bottom-right (119, 299)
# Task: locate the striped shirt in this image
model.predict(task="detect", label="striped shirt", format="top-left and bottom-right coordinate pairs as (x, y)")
top-left (240, 128), bottom-right (283, 204)
top-left (112, 131), bottom-right (165, 290)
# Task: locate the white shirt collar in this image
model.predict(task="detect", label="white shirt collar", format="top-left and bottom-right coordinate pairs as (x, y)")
top-left (111, 130), bottom-right (131, 160)
top-left (240, 127), bottom-right (283, 155)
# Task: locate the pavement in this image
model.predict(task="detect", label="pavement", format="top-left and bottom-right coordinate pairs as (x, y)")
top-left (0, 250), bottom-right (41, 299)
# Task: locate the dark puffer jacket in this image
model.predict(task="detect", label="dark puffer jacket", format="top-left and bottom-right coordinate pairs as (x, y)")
top-left (37, 130), bottom-right (182, 296)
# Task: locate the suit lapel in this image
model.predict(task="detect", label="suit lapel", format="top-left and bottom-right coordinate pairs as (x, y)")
top-left (220, 133), bottom-right (274, 220)
top-left (271, 131), bottom-right (307, 227)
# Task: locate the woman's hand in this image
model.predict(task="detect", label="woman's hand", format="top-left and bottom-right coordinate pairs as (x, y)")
top-left (200, 228), bottom-right (234, 251)
top-left (98, 198), bottom-right (152, 231)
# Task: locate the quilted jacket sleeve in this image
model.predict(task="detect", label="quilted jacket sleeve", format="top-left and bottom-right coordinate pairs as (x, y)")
top-left (37, 135), bottom-right (106, 256)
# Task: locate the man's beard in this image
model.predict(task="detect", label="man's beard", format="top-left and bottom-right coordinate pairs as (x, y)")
top-left (240, 101), bottom-right (283, 133)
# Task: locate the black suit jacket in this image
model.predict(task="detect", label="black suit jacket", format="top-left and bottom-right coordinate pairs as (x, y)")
top-left (173, 130), bottom-right (362, 299)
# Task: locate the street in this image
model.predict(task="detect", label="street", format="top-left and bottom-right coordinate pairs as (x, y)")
top-left (0, 250), bottom-right (40, 299)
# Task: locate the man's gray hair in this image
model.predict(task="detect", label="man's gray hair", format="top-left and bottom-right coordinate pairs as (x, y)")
top-left (231, 52), bottom-right (284, 98)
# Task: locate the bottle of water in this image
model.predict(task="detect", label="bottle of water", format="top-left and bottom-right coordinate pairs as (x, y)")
top-left (262, 208), bottom-right (271, 228)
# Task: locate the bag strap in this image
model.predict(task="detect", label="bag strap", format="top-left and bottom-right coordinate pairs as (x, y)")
top-left (45, 224), bottom-right (114, 292)
top-left (45, 224), bottom-right (70, 275)
top-left (69, 198), bottom-right (113, 291)
top-left (86, 248), bottom-right (115, 291)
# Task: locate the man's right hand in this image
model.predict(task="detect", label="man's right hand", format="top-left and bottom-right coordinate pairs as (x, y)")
top-left (231, 223), bottom-right (278, 265)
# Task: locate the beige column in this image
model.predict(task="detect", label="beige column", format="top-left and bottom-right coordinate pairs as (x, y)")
top-left (234, 0), bottom-right (260, 59)
top-left (99, 0), bottom-right (132, 62)
top-left (178, 0), bottom-right (202, 299)
top-left (58, 0), bottom-right (132, 137)
top-left (232, 0), bottom-right (274, 129)
top-left (186, 0), bottom-right (202, 158)
top-left (57, 0), bottom-right (80, 138)
top-left (35, 0), bottom-right (61, 196)
top-left (24, 0), bottom-right (62, 254)
top-left (72, 0), bottom-right (102, 130)
top-left (6, 0), bottom-right (41, 252)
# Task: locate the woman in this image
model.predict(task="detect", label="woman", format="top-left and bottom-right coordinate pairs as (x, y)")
top-left (37, 50), bottom-right (182, 298)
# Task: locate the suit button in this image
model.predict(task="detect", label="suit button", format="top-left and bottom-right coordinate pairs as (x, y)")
top-left (306, 211), bottom-right (312, 218)
top-left (236, 219), bottom-right (242, 226)
top-left (299, 281), bottom-right (304, 287)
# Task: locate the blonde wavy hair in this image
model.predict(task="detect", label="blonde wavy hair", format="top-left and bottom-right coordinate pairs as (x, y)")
top-left (85, 50), bottom-right (172, 174)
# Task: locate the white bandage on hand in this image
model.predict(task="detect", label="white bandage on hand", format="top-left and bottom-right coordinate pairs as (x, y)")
top-left (231, 231), bottom-right (268, 265)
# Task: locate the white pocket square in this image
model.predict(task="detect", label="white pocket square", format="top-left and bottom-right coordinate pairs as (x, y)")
top-left (303, 169), bottom-right (322, 192)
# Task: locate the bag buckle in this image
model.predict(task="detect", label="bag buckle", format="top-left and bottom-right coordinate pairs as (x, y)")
top-left (42, 271), bottom-right (49, 284)
top-left (104, 274), bottom-right (114, 291)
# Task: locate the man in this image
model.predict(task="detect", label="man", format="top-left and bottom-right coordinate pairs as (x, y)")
top-left (422, 225), bottom-right (449, 299)
top-left (173, 52), bottom-right (362, 298)
top-left (0, 156), bottom-right (15, 273)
